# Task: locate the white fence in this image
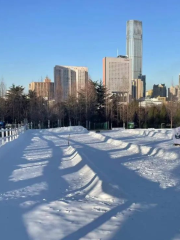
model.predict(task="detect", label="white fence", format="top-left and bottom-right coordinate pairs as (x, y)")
top-left (0, 126), bottom-right (27, 146)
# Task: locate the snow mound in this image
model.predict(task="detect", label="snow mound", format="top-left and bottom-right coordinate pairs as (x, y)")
top-left (48, 126), bottom-right (88, 134)
top-left (90, 130), bottom-right (180, 190)
top-left (90, 131), bottom-right (177, 159)
top-left (124, 129), bottom-right (173, 139)
top-left (60, 145), bottom-right (120, 204)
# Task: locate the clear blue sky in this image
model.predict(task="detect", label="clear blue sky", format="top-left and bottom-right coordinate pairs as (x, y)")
top-left (1, 0), bottom-right (180, 92)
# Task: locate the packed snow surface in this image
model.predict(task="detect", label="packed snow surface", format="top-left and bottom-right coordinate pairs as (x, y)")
top-left (1, 126), bottom-right (180, 239)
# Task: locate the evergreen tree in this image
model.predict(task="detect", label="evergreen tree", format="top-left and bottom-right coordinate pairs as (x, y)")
top-left (6, 85), bottom-right (27, 123)
top-left (94, 81), bottom-right (107, 123)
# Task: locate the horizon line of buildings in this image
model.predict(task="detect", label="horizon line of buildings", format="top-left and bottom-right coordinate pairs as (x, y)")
top-left (29, 20), bottom-right (146, 103)
top-left (28, 19), bottom-right (180, 106)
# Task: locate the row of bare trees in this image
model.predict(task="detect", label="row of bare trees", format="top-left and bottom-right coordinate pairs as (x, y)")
top-left (0, 79), bottom-right (179, 129)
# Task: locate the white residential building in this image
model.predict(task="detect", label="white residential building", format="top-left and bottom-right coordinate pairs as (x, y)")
top-left (54, 65), bottom-right (88, 101)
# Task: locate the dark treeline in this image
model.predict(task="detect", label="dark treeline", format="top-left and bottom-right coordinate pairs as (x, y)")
top-left (0, 80), bottom-right (180, 129)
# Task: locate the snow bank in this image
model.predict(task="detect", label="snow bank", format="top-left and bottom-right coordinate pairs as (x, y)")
top-left (124, 128), bottom-right (173, 139)
top-left (89, 131), bottom-right (177, 160)
top-left (48, 126), bottom-right (88, 134)
top-left (87, 130), bottom-right (180, 192)
top-left (22, 142), bottom-right (124, 240)
top-left (60, 145), bottom-right (120, 204)
top-left (2, 128), bottom-right (180, 239)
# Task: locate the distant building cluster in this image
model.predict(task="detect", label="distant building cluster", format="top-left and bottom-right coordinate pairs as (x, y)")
top-left (168, 83), bottom-right (180, 101)
top-left (152, 84), bottom-right (166, 98)
top-left (103, 20), bottom-right (146, 103)
top-left (144, 76), bottom-right (180, 106)
top-left (28, 19), bottom-right (179, 106)
top-left (132, 79), bottom-right (144, 100)
top-left (29, 66), bottom-right (88, 102)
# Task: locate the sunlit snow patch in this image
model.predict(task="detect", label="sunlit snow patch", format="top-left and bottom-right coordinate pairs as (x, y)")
top-left (123, 156), bottom-right (180, 189)
top-left (9, 161), bottom-right (48, 182)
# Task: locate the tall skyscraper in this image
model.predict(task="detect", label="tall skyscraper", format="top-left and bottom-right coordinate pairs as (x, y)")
top-left (54, 65), bottom-right (88, 101)
top-left (103, 55), bottom-right (132, 102)
top-left (126, 20), bottom-right (142, 80)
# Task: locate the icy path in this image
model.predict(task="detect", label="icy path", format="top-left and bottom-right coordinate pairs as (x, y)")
top-left (0, 127), bottom-right (180, 240)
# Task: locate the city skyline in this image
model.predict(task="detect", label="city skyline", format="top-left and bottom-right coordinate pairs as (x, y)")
top-left (1, 0), bottom-right (180, 92)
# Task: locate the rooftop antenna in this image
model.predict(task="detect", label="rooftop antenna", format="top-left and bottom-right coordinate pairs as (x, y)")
top-left (117, 48), bottom-right (119, 57)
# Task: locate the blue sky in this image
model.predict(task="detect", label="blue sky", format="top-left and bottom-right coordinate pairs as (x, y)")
top-left (0, 0), bottom-right (180, 92)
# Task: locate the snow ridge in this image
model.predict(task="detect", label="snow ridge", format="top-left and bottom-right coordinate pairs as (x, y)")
top-left (89, 131), bottom-right (176, 159)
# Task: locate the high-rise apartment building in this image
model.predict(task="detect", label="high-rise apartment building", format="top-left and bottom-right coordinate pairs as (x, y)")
top-left (29, 77), bottom-right (54, 100)
top-left (103, 55), bottom-right (132, 102)
top-left (168, 86), bottom-right (179, 101)
top-left (64, 66), bottom-right (88, 92)
top-left (152, 84), bottom-right (167, 98)
top-left (132, 79), bottom-right (144, 100)
top-left (54, 65), bottom-right (88, 101)
top-left (138, 74), bottom-right (146, 97)
top-left (126, 20), bottom-right (143, 80)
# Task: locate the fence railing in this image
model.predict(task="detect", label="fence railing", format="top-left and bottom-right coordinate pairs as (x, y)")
top-left (0, 126), bottom-right (27, 146)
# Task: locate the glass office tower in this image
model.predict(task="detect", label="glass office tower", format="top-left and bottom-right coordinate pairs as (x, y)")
top-left (126, 20), bottom-right (142, 80)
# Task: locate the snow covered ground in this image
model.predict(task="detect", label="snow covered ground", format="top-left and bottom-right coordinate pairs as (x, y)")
top-left (0, 126), bottom-right (180, 239)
